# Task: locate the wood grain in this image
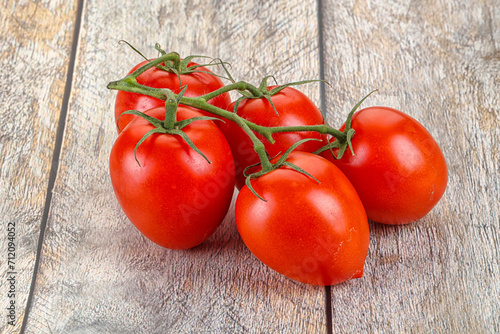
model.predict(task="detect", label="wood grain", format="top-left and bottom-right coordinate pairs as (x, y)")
top-left (0, 1), bottom-right (78, 333)
top-left (321, 0), bottom-right (499, 332)
top-left (23, 0), bottom-right (326, 333)
top-left (3, 0), bottom-right (497, 333)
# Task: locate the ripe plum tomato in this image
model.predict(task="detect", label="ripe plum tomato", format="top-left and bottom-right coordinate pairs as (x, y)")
top-left (114, 59), bottom-right (231, 133)
top-left (322, 106), bottom-right (448, 225)
top-left (220, 86), bottom-right (327, 189)
top-left (235, 152), bottom-right (369, 286)
top-left (109, 106), bottom-right (235, 249)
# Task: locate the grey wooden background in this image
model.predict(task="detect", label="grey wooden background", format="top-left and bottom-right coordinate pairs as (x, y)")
top-left (0, 0), bottom-right (498, 333)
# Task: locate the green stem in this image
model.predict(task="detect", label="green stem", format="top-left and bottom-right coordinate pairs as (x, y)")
top-left (181, 97), bottom-right (273, 170)
top-left (129, 52), bottom-right (180, 77)
top-left (107, 77), bottom-right (170, 100)
top-left (106, 52), bottom-right (182, 100)
top-left (199, 81), bottom-right (263, 101)
top-left (164, 91), bottom-right (178, 129)
top-left (257, 124), bottom-right (347, 142)
top-left (107, 73), bottom-right (349, 169)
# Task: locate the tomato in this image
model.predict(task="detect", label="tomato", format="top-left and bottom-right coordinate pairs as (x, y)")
top-left (220, 86), bottom-right (327, 189)
top-left (322, 106), bottom-right (448, 225)
top-left (114, 59), bottom-right (231, 132)
top-left (109, 106), bottom-right (235, 249)
top-left (235, 152), bottom-right (369, 286)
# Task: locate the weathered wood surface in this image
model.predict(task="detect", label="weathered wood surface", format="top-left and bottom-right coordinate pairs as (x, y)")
top-left (0, 0), bottom-right (498, 333)
top-left (321, 1), bottom-right (499, 332)
top-left (0, 1), bottom-right (78, 333)
top-left (21, 1), bottom-right (326, 333)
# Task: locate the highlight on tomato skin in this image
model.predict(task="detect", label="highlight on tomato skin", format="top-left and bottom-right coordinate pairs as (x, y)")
top-left (235, 152), bottom-right (370, 286)
top-left (322, 106), bottom-right (448, 225)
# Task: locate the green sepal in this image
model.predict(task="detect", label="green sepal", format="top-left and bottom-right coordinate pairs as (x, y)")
top-left (245, 176), bottom-right (266, 202)
top-left (179, 55), bottom-right (202, 69)
top-left (257, 76), bottom-right (279, 115)
top-left (176, 85), bottom-right (188, 104)
top-left (313, 134), bottom-right (351, 160)
top-left (134, 128), bottom-right (164, 167)
top-left (258, 75), bottom-right (278, 91)
top-left (176, 116), bottom-right (223, 130)
top-left (243, 138), bottom-right (322, 201)
top-left (231, 96), bottom-right (247, 114)
top-left (263, 94), bottom-right (279, 116)
top-left (117, 110), bottom-right (163, 132)
top-left (275, 138), bottom-right (321, 166)
top-left (241, 76), bottom-right (328, 117)
top-left (181, 55), bottom-right (230, 72)
top-left (339, 90), bottom-right (377, 158)
top-left (282, 162), bottom-right (320, 184)
top-left (345, 90), bottom-right (377, 130)
top-left (242, 161), bottom-right (263, 178)
top-left (122, 43), bottom-right (234, 83)
top-left (345, 128), bottom-right (356, 156)
top-left (169, 129), bottom-right (211, 164)
top-left (236, 90), bottom-right (255, 99)
top-left (313, 139), bottom-right (340, 156)
top-left (313, 90), bottom-right (377, 159)
top-left (180, 56), bottom-right (233, 82)
top-left (336, 142), bottom-right (348, 160)
top-left (119, 40), bottom-right (149, 62)
top-left (170, 68), bottom-right (183, 87)
top-left (215, 59), bottom-right (236, 83)
top-left (121, 105), bottom-right (213, 167)
top-left (266, 79), bottom-right (330, 96)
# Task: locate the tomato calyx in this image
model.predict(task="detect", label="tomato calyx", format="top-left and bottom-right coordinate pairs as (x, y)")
top-left (116, 41), bottom-right (232, 87)
top-left (243, 138), bottom-right (321, 201)
top-left (107, 45), bottom-right (376, 182)
top-left (229, 76), bottom-right (327, 117)
top-left (153, 43), bottom-right (233, 82)
top-left (119, 87), bottom-right (220, 166)
top-left (314, 90), bottom-right (377, 159)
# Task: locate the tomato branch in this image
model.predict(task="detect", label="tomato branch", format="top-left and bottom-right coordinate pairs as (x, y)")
top-left (257, 124), bottom-right (347, 142)
top-left (107, 67), bottom-right (355, 170)
top-left (179, 97), bottom-right (274, 171)
top-left (198, 81), bottom-right (264, 101)
top-left (107, 77), bottom-right (171, 101)
top-left (108, 77), bottom-right (348, 144)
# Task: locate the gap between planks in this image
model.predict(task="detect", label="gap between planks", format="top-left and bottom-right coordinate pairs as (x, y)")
top-left (20, 0), bottom-right (86, 332)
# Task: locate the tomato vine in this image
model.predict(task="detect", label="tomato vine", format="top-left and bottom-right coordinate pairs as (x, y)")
top-left (107, 44), bottom-right (448, 283)
top-left (106, 51), bottom-right (369, 198)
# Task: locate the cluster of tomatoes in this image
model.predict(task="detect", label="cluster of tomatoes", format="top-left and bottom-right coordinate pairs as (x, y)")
top-left (108, 50), bottom-right (448, 286)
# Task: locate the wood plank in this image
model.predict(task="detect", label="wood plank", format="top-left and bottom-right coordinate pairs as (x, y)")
top-left (0, 1), bottom-right (78, 333)
top-left (321, 0), bottom-right (499, 332)
top-left (24, 1), bottom-right (327, 333)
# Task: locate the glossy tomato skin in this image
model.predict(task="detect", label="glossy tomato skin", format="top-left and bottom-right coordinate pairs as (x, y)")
top-left (322, 106), bottom-right (448, 225)
top-left (235, 152), bottom-right (369, 286)
top-left (220, 86), bottom-right (327, 189)
top-left (110, 106), bottom-right (235, 249)
top-left (114, 59), bottom-right (231, 132)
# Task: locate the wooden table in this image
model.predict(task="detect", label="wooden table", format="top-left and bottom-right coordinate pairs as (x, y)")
top-left (1, 0), bottom-right (498, 333)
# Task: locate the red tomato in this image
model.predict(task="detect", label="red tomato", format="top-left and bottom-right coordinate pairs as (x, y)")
top-left (109, 106), bottom-right (235, 249)
top-left (235, 152), bottom-right (369, 286)
top-left (322, 106), bottom-right (448, 225)
top-left (220, 86), bottom-right (327, 189)
top-left (114, 59), bottom-right (231, 132)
